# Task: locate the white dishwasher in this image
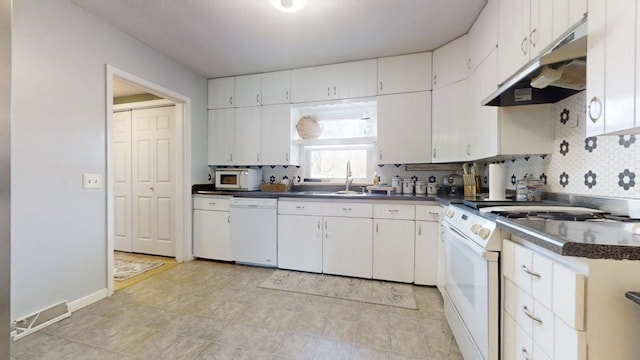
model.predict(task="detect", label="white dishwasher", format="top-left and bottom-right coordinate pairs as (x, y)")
top-left (230, 198), bottom-right (278, 267)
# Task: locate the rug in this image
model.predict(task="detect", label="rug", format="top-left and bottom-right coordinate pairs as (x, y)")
top-left (114, 258), bottom-right (164, 281)
top-left (259, 270), bottom-right (418, 309)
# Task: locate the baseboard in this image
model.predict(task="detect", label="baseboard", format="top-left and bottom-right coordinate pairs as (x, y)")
top-left (67, 288), bottom-right (108, 313)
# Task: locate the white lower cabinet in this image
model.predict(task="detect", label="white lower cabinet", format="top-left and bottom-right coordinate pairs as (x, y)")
top-left (373, 218), bottom-right (414, 283)
top-left (192, 195), bottom-right (232, 261)
top-left (415, 205), bottom-right (440, 286)
top-left (277, 215), bottom-right (322, 273)
top-left (323, 216), bottom-right (373, 278)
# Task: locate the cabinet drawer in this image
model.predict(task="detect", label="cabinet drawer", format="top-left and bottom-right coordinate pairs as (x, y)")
top-left (532, 301), bottom-right (555, 359)
top-left (193, 195), bottom-right (231, 211)
top-left (373, 204), bottom-right (414, 220)
top-left (325, 202), bottom-right (373, 218)
top-left (555, 317), bottom-right (587, 360)
top-left (415, 205), bottom-right (440, 221)
top-left (532, 252), bottom-right (553, 309)
top-left (514, 243), bottom-right (533, 294)
top-left (278, 201), bottom-right (325, 216)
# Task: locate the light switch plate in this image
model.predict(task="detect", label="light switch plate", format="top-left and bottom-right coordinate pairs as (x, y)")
top-left (83, 173), bottom-right (102, 189)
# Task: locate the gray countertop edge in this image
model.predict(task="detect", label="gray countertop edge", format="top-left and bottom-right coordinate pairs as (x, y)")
top-left (625, 291), bottom-right (640, 305)
top-left (497, 218), bottom-right (640, 260)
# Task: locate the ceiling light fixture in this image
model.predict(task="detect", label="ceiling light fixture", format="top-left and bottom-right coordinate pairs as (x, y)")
top-left (269, 0), bottom-right (308, 13)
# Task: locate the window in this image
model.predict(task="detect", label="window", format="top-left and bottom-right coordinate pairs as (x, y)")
top-left (293, 100), bottom-right (377, 182)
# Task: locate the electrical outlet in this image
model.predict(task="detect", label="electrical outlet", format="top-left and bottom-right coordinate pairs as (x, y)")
top-left (83, 173), bottom-right (102, 189)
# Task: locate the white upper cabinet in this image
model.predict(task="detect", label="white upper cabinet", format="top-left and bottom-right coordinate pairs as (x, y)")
top-left (208, 109), bottom-right (234, 165)
top-left (468, 0), bottom-right (498, 73)
top-left (208, 77), bottom-right (235, 109)
top-left (433, 34), bottom-right (470, 89)
top-left (261, 104), bottom-right (299, 165)
top-left (377, 91), bottom-right (432, 164)
top-left (261, 70), bottom-right (291, 105)
top-left (234, 74), bottom-right (262, 107)
top-left (553, 0), bottom-right (587, 40)
top-left (233, 106), bottom-right (262, 165)
top-left (290, 59), bottom-right (377, 103)
top-left (587, 0), bottom-right (640, 136)
top-left (377, 52), bottom-right (432, 94)
top-left (431, 80), bottom-right (468, 162)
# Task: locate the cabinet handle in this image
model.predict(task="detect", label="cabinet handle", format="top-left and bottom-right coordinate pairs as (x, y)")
top-left (588, 96), bottom-right (603, 123)
top-left (342, 207), bottom-right (352, 212)
top-left (295, 206), bottom-right (305, 210)
top-left (229, 96), bottom-right (233, 105)
top-left (376, 223), bottom-right (379, 233)
top-left (285, 91), bottom-right (289, 100)
top-left (318, 220), bottom-right (321, 230)
top-left (521, 37), bottom-right (528, 55)
top-left (433, 148), bottom-right (437, 159)
top-left (433, 75), bottom-right (437, 85)
top-left (333, 86), bottom-right (336, 96)
top-left (325, 221), bottom-right (327, 230)
top-left (208, 202), bottom-right (217, 205)
top-left (388, 209), bottom-right (399, 213)
top-left (428, 211), bottom-right (439, 216)
top-left (149, 186), bottom-right (154, 191)
top-left (418, 225), bottom-right (422, 236)
top-left (522, 305), bottom-right (543, 323)
top-left (257, 153), bottom-right (260, 162)
top-left (520, 264), bottom-right (541, 278)
top-left (379, 151), bottom-right (382, 161)
top-left (467, 58), bottom-right (471, 70)
top-left (530, 28), bottom-right (537, 48)
top-left (327, 87), bottom-right (330, 96)
top-left (285, 152), bottom-right (289, 162)
top-left (227, 215), bottom-right (231, 223)
top-left (379, 81), bottom-right (383, 92)
top-left (466, 144), bottom-right (471, 156)
top-left (521, 347), bottom-right (531, 360)
top-left (256, 94), bottom-right (260, 104)
top-left (230, 153), bottom-right (233, 162)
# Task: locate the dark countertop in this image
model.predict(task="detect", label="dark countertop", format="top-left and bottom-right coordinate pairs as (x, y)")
top-left (192, 184), bottom-right (466, 204)
top-left (497, 217), bottom-right (640, 260)
top-left (625, 291), bottom-right (640, 305)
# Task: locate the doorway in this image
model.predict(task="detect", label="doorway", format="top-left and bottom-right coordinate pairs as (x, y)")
top-left (106, 65), bottom-right (192, 296)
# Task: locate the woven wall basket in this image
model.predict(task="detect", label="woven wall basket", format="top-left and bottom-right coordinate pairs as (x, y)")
top-left (296, 115), bottom-right (322, 139)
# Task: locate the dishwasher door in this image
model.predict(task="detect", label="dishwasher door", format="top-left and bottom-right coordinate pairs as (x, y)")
top-left (230, 198), bottom-right (278, 267)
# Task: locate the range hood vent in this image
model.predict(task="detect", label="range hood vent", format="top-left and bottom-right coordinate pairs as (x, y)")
top-left (483, 16), bottom-right (587, 107)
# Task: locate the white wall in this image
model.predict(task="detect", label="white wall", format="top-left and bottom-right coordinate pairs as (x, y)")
top-left (1, 0), bottom-right (11, 355)
top-left (12, 0), bottom-right (208, 319)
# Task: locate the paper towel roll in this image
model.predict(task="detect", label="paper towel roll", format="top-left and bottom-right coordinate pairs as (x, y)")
top-left (488, 164), bottom-right (506, 200)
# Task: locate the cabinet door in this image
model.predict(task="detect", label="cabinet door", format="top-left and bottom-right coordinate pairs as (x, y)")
top-left (278, 215), bottom-right (322, 273)
top-left (530, 0), bottom-right (553, 57)
top-left (291, 65), bottom-right (332, 103)
top-left (497, 0), bottom-right (531, 84)
top-left (208, 77), bottom-right (235, 109)
top-left (193, 210), bottom-right (232, 261)
top-left (261, 70), bottom-right (291, 105)
top-left (433, 34), bottom-right (470, 89)
top-left (373, 219), bottom-right (415, 283)
top-left (377, 91), bottom-right (431, 164)
top-left (468, 0), bottom-right (498, 72)
top-left (322, 217), bottom-right (373, 278)
top-left (261, 104), bottom-right (298, 165)
top-left (208, 109), bottom-right (234, 165)
top-left (378, 52), bottom-right (432, 94)
top-left (332, 59), bottom-right (377, 100)
top-left (234, 74), bottom-right (262, 107)
top-left (415, 220), bottom-right (438, 285)
top-left (467, 49), bottom-right (499, 160)
top-left (233, 106), bottom-right (262, 165)
top-left (432, 81), bottom-right (466, 162)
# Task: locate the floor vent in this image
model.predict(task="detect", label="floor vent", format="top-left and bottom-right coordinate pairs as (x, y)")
top-left (11, 301), bottom-right (71, 340)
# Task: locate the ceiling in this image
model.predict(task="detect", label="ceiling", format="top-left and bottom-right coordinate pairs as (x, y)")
top-left (73, 0), bottom-right (487, 79)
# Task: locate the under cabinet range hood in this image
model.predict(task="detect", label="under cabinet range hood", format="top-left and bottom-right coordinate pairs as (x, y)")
top-left (483, 16), bottom-right (588, 107)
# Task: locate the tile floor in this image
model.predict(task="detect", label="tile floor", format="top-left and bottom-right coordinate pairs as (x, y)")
top-left (11, 260), bottom-right (462, 360)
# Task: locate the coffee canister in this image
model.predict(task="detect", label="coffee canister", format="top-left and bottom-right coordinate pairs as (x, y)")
top-left (402, 179), bottom-right (414, 195)
top-left (391, 176), bottom-right (402, 193)
top-left (427, 182), bottom-right (438, 195)
top-left (415, 181), bottom-right (426, 195)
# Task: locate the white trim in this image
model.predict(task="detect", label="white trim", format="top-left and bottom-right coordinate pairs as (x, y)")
top-left (113, 98), bottom-right (175, 112)
top-left (105, 65), bottom-right (193, 296)
top-left (67, 288), bottom-right (108, 312)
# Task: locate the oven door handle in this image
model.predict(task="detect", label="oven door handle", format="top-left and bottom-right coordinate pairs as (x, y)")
top-left (444, 222), bottom-right (499, 262)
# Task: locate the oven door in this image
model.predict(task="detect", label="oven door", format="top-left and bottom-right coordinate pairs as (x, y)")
top-left (442, 221), bottom-right (499, 360)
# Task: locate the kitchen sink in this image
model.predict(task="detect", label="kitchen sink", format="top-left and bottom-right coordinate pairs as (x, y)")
top-left (332, 190), bottom-right (365, 195)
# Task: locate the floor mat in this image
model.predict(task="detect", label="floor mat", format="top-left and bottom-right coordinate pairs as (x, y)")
top-left (114, 257), bottom-right (164, 281)
top-left (259, 269), bottom-right (418, 309)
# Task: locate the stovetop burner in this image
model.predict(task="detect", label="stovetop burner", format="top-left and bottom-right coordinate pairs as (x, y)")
top-left (490, 210), bottom-right (639, 222)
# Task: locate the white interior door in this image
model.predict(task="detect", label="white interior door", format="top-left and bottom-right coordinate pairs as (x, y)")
top-left (132, 106), bottom-right (176, 257)
top-left (113, 110), bottom-right (132, 252)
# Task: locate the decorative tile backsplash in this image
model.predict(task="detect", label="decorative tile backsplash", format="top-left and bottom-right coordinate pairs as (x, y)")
top-left (502, 91), bottom-right (640, 199)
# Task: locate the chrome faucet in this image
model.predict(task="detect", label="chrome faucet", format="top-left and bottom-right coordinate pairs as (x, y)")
top-left (345, 160), bottom-right (354, 191)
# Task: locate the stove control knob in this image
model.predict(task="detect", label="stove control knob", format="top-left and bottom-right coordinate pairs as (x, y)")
top-left (470, 224), bottom-right (482, 234)
top-left (478, 228), bottom-right (491, 239)
top-left (445, 209), bottom-right (455, 218)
